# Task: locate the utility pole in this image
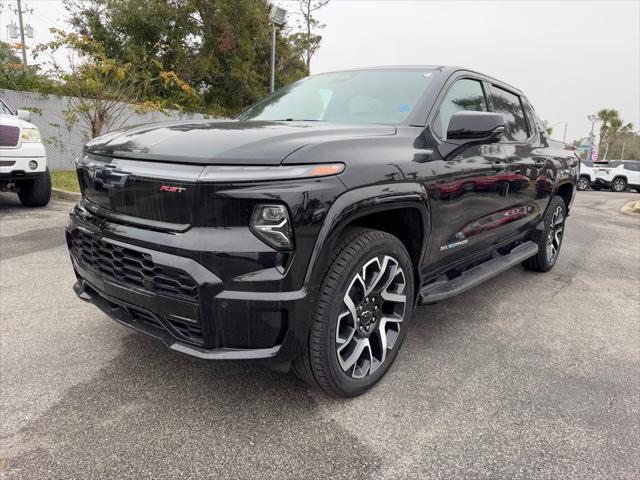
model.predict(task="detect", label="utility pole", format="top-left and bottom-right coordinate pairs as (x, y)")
top-left (562, 122), bottom-right (567, 144)
top-left (16, 0), bottom-right (27, 66)
top-left (620, 142), bottom-right (625, 160)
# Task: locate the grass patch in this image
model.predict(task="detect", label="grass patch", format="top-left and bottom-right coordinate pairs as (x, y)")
top-left (51, 170), bottom-right (80, 193)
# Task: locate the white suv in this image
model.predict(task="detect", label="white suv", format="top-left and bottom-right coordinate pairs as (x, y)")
top-left (0, 98), bottom-right (51, 206)
top-left (578, 160), bottom-right (597, 191)
top-left (593, 161), bottom-right (640, 193)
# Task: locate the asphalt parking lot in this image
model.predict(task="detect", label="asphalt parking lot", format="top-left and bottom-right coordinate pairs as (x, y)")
top-left (1, 190), bottom-right (639, 479)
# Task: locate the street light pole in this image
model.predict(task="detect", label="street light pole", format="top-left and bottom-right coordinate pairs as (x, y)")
top-left (269, 6), bottom-right (287, 94)
top-left (270, 24), bottom-right (276, 93)
top-left (587, 114), bottom-right (598, 162)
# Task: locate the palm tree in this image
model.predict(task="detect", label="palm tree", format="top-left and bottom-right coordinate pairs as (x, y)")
top-left (603, 117), bottom-right (634, 160)
top-left (597, 108), bottom-right (618, 152)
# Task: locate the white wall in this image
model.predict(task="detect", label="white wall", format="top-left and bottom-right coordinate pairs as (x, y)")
top-left (1, 89), bottom-right (210, 171)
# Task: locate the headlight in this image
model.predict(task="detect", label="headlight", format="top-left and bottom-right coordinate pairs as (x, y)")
top-left (250, 204), bottom-right (293, 250)
top-left (21, 128), bottom-right (41, 143)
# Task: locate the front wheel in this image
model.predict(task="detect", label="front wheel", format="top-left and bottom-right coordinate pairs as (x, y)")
top-left (523, 196), bottom-right (566, 272)
top-left (577, 176), bottom-right (590, 191)
top-left (293, 228), bottom-right (414, 397)
top-left (18, 168), bottom-right (52, 207)
top-left (611, 178), bottom-right (627, 192)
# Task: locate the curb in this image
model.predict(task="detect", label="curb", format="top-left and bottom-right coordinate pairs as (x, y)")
top-left (621, 200), bottom-right (640, 215)
top-left (52, 188), bottom-right (81, 202)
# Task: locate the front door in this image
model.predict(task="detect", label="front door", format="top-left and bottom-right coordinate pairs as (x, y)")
top-left (425, 77), bottom-right (511, 275)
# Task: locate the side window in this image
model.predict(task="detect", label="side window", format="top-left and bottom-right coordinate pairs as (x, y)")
top-left (490, 86), bottom-right (529, 142)
top-left (434, 79), bottom-right (487, 140)
top-left (624, 162), bottom-right (639, 172)
top-left (523, 99), bottom-right (541, 136)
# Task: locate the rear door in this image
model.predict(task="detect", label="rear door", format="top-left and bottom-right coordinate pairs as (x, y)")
top-left (487, 86), bottom-right (553, 236)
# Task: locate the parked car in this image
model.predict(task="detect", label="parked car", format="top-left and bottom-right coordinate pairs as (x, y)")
top-left (593, 160), bottom-right (640, 192)
top-left (578, 159), bottom-right (596, 191)
top-left (66, 66), bottom-right (577, 396)
top-left (0, 98), bottom-right (51, 206)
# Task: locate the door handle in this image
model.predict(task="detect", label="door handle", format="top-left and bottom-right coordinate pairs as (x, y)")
top-left (492, 162), bottom-right (506, 171)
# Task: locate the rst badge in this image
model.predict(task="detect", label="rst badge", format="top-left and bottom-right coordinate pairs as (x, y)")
top-left (159, 185), bottom-right (187, 193)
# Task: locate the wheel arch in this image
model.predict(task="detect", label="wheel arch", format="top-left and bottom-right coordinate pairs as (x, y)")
top-left (556, 182), bottom-right (575, 212)
top-left (304, 185), bottom-right (430, 296)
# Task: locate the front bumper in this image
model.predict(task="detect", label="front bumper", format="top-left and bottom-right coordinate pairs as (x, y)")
top-left (66, 205), bottom-right (317, 365)
top-left (0, 142), bottom-right (47, 177)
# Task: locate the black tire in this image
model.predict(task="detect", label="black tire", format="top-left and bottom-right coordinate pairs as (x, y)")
top-left (577, 176), bottom-right (590, 191)
top-left (522, 196), bottom-right (566, 272)
top-left (18, 168), bottom-right (52, 207)
top-left (611, 177), bottom-right (627, 193)
top-left (293, 227), bottom-right (415, 397)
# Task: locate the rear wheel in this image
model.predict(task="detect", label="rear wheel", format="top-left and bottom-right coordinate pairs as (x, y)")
top-left (523, 196), bottom-right (566, 272)
top-left (611, 177), bottom-right (627, 192)
top-left (18, 168), bottom-right (51, 207)
top-left (293, 228), bottom-right (414, 397)
top-left (577, 176), bottom-right (590, 191)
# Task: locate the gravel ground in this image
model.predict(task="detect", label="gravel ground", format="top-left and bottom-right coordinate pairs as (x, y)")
top-left (1, 190), bottom-right (638, 479)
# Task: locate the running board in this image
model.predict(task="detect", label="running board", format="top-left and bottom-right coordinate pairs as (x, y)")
top-left (419, 241), bottom-right (539, 304)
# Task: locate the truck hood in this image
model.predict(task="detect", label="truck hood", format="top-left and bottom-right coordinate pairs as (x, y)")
top-left (85, 120), bottom-right (396, 165)
top-left (0, 113), bottom-right (38, 130)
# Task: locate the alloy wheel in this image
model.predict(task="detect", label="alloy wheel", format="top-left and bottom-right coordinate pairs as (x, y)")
top-left (613, 179), bottom-right (625, 192)
top-left (336, 255), bottom-right (407, 379)
top-left (546, 205), bottom-right (564, 264)
top-left (578, 178), bottom-right (589, 190)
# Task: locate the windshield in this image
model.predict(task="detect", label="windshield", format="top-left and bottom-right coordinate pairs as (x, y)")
top-left (238, 69), bottom-right (435, 125)
top-left (0, 99), bottom-right (14, 116)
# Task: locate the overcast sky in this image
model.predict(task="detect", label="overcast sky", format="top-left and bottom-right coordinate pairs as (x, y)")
top-left (287, 0), bottom-right (640, 143)
top-left (3, 0), bottom-right (639, 143)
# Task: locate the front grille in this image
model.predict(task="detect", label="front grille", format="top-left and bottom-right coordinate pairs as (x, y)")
top-left (69, 229), bottom-right (199, 301)
top-left (0, 125), bottom-right (20, 147)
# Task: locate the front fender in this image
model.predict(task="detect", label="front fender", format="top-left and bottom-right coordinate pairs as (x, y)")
top-left (303, 182), bottom-right (430, 289)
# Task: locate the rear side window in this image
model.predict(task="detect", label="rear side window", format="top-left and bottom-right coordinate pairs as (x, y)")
top-left (490, 86), bottom-right (529, 142)
top-left (434, 79), bottom-right (488, 140)
top-left (624, 162), bottom-right (640, 171)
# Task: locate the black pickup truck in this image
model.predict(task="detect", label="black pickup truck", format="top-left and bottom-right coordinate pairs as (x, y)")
top-left (67, 66), bottom-right (578, 397)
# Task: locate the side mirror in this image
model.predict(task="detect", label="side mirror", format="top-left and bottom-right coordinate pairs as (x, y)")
top-left (446, 111), bottom-right (505, 144)
top-left (17, 109), bottom-right (32, 122)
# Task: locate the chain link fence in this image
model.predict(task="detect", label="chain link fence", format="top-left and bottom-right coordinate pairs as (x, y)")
top-left (1, 89), bottom-right (210, 171)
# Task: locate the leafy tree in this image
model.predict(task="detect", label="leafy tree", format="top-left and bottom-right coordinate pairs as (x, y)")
top-left (64, 0), bottom-right (307, 116)
top-left (34, 29), bottom-right (197, 138)
top-left (0, 41), bottom-right (61, 94)
top-left (289, 0), bottom-right (330, 75)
